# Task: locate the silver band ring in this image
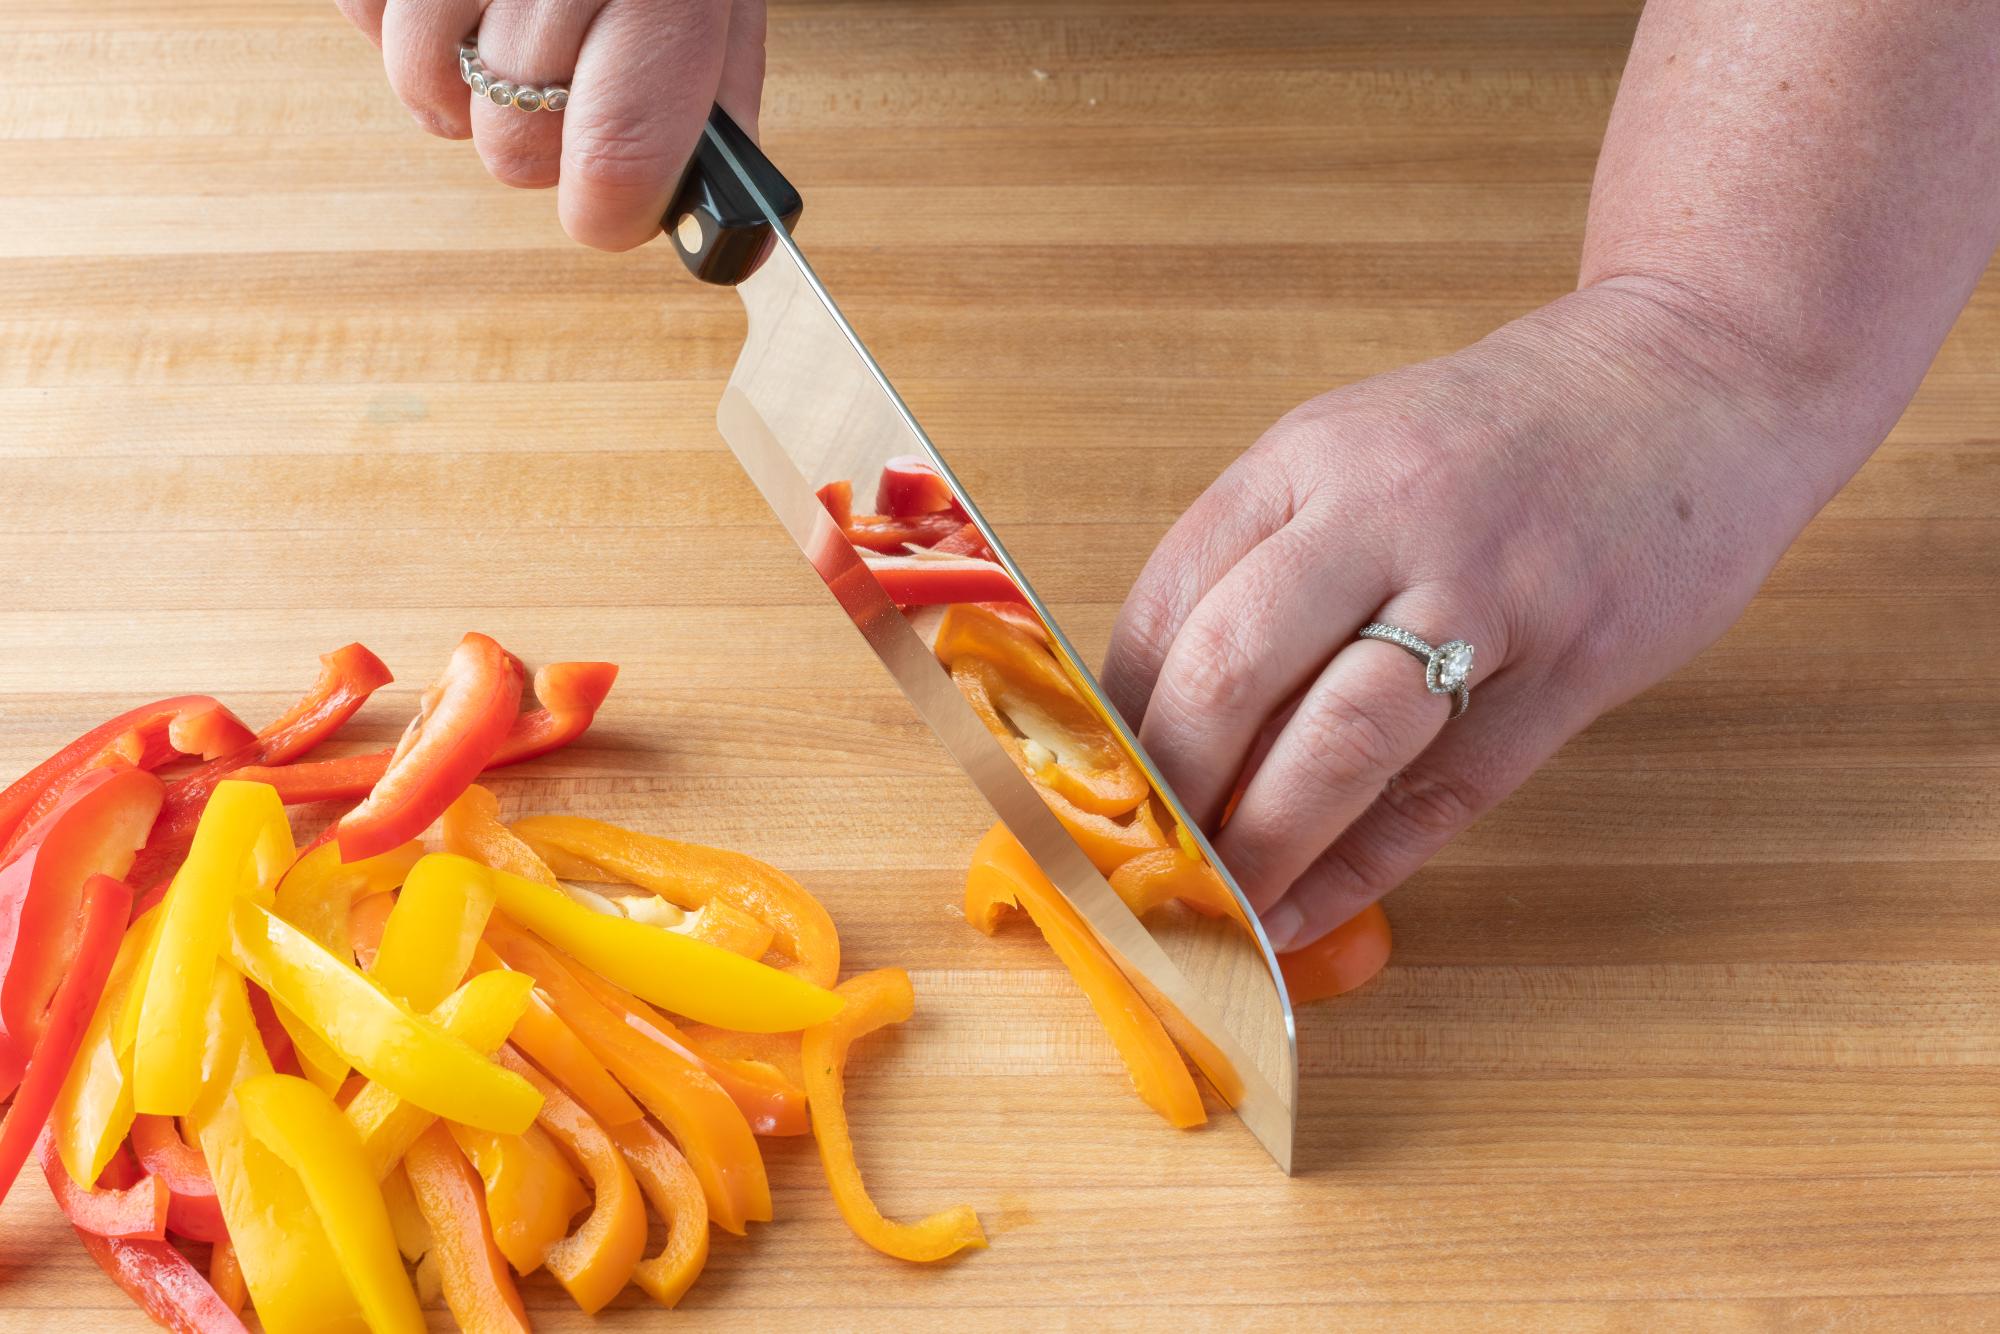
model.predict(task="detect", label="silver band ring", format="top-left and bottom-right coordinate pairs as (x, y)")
top-left (459, 42), bottom-right (569, 113)
top-left (1357, 623), bottom-right (1474, 718)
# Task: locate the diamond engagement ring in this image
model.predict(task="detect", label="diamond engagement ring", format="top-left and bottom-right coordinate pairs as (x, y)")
top-left (458, 42), bottom-right (570, 113)
top-left (1357, 623), bottom-right (1475, 718)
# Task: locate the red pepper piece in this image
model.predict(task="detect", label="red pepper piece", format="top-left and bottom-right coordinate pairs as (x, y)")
top-left (875, 454), bottom-right (966, 518)
top-left (0, 873), bottom-right (132, 1205)
top-left (245, 983), bottom-right (301, 1078)
top-left (0, 697), bottom-right (248, 859)
top-left (842, 512), bottom-right (969, 554)
top-left (130, 1114), bottom-right (229, 1243)
top-left (863, 554), bottom-right (1027, 606)
top-left (129, 644), bottom-right (393, 897)
top-left (74, 1229), bottom-right (248, 1334)
top-left (337, 633), bottom-right (525, 862)
top-left (930, 521), bottom-right (995, 562)
top-left (37, 1131), bottom-right (168, 1239)
top-left (0, 768), bottom-right (161, 1090)
top-left (233, 659), bottom-right (618, 808)
top-left (816, 479), bottom-right (854, 528)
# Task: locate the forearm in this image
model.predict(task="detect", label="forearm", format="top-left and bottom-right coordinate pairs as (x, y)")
top-left (1578, 0), bottom-right (2000, 505)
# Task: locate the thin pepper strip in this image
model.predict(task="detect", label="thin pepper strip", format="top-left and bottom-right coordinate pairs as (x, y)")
top-left (615, 1118), bottom-right (710, 1309)
top-left (802, 968), bottom-right (986, 1261)
top-left (482, 917), bottom-right (770, 1234)
top-left (0, 695), bottom-right (249, 856)
top-left (134, 781), bottom-right (294, 1116)
top-left (404, 1123), bottom-right (532, 1334)
top-left (477, 938), bottom-right (642, 1130)
top-left (379, 1164), bottom-right (433, 1263)
top-left (232, 660), bottom-right (618, 807)
top-left (228, 896), bottom-right (540, 1134)
top-left (74, 1228), bottom-right (249, 1334)
top-left (1278, 902), bottom-right (1393, 1004)
top-left (338, 632), bottom-right (525, 862)
top-left (966, 823), bottom-right (1205, 1129)
top-left (496, 1047), bottom-right (646, 1315)
top-left (510, 816), bottom-right (841, 987)
top-left (186, 966), bottom-right (366, 1334)
top-left (129, 1115), bottom-right (228, 1243)
top-left (343, 970), bottom-right (536, 1178)
top-left (1105, 847), bottom-right (1241, 920)
top-left (449, 1120), bottom-right (591, 1275)
top-left (372, 853), bottom-right (498, 1012)
top-left (473, 855), bottom-right (843, 1032)
top-left (128, 646), bottom-right (392, 896)
top-left (209, 1241), bottom-right (247, 1317)
top-left (37, 1130), bottom-right (167, 1239)
top-left (0, 873), bottom-right (134, 1206)
top-left (235, 1073), bottom-right (426, 1334)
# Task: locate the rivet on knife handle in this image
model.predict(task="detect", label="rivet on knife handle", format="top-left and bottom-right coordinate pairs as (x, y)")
top-left (666, 105), bottom-right (803, 286)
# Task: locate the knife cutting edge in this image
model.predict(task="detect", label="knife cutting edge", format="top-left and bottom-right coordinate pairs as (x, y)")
top-left (664, 107), bottom-right (1300, 1172)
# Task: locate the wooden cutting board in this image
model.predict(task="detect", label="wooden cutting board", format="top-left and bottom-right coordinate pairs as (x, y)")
top-left (4, 0), bottom-right (1998, 1327)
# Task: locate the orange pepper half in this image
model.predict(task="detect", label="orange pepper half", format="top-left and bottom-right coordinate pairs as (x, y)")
top-left (509, 816), bottom-right (839, 988)
top-left (802, 968), bottom-right (985, 1262)
top-left (613, 1118), bottom-right (709, 1309)
top-left (1278, 902), bottom-right (1393, 1004)
top-left (966, 823), bottom-right (1205, 1129)
top-left (936, 604), bottom-right (1148, 817)
top-left (482, 917), bottom-right (771, 1234)
top-left (496, 1047), bottom-right (645, 1315)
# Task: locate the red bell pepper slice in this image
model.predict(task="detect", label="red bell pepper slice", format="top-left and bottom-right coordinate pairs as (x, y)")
top-left (875, 454), bottom-right (966, 519)
top-left (232, 659), bottom-right (617, 809)
top-left (130, 1114), bottom-right (229, 1243)
top-left (930, 521), bottom-right (995, 562)
top-left (815, 479), bottom-right (855, 528)
top-left (37, 1131), bottom-right (168, 1239)
top-left (0, 872), bottom-right (132, 1205)
top-left (337, 633), bottom-right (525, 862)
top-left (843, 512), bottom-right (969, 554)
top-left (862, 553), bottom-right (1027, 607)
top-left (129, 644), bottom-right (393, 898)
top-left (245, 982), bottom-right (301, 1078)
top-left (0, 767), bottom-right (161, 1091)
top-left (73, 1228), bottom-right (249, 1334)
top-left (0, 697), bottom-right (248, 859)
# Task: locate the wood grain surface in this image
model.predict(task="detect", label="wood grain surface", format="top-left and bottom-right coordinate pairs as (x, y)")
top-left (5, 0), bottom-right (1999, 1328)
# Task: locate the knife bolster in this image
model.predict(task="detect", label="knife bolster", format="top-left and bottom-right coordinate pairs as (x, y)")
top-left (668, 105), bottom-right (804, 286)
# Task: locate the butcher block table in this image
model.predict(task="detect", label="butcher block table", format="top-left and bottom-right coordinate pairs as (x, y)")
top-left (5, 0), bottom-right (1999, 1328)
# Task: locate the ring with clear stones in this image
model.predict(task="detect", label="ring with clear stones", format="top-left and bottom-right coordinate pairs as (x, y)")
top-left (1357, 623), bottom-right (1474, 718)
top-left (458, 42), bottom-right (570, 113)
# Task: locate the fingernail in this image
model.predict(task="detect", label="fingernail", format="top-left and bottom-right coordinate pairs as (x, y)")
top-left (1261, 901), bottom-right (1303, 954)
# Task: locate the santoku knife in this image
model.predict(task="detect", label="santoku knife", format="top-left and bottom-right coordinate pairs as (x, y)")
top-left (663, 107), bottom-right (1299, 1172)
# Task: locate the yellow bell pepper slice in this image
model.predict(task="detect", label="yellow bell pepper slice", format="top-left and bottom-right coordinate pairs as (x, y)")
top-left (270, 839), bottom-right (422, 1093)
top-left (372, 854), bottom-right (497, 1012)
top-left (965, 822), bottom-right (1205, 1129)
top-left (236, 1073), bottom-right (427, 1334)
top-left (134, 780), bottom-right (294, 1115)
top-left (467, 853), bottom-right (841, 1033)
top-left (50, 906), bottom-right (158, 1186)
top-left (228, 896), bottom-right (540, 1134)
top-left (345, 969), bottom-right (535, 1178)
top-left (187, 966), bottom-right (366, 1334)
top-left (379, 1163), bottom-right (433, 1264)
top-left (802, 968), bottom-right (986, 1262)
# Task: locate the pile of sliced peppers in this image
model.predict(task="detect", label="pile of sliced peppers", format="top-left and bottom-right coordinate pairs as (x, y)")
top-left (0, 632), bottom-right (984, 1332)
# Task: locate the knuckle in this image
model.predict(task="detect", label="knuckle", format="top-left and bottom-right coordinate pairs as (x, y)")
top-left (1310, 839), bottom-right (1400, 906)
top-left (481, 144), bottom-right (560, 188)
top-left (1155, 613), bottom-right (1269, 726)
top-left (1290, 684), bottom-right (1409, 795)
top-left (1376, 766), bottom-right (1487, 840)
top-left (564, 114), bottom-right (684, 191)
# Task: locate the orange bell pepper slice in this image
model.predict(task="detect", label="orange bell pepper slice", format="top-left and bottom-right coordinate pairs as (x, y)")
top-left (449, 1119), bottom-right (590, 1275)
top-left (1105, 847), bottom-right (1241, 920)
top-left (802, 968), bottom-right (985, 1262)
top-left (404, 1123), bottom-right (531, 1334)
top-left (1278, 902), bottom-right (1393, 1003)
top-left (1030, 781), bottom-right (1169, 876)
top-left (483, 945), bottom-right (643, 1130)
top-left (496, 1047), bottom-right (645, 1314)
top-left (570, 967), bottom-right (808, 1137)
top-left (378, 1163), bottom-right (432, 1263)
top-left (510, 816), bottom-right (840, 987)
top-left (450, 787), bottom-right (775, 957)
top-left (482, 917), bottom-right (770, 1234)
top-left (209, 1238), bottom-right (247, 1316)
top-left (966, 823), bottom-right (1205, 1129)
top-left (613, 1118), bottom-right (710, 1309)
top-left (678, 1025), bottom-right (806, 1090)
top-left (937, 604), bottom-right (1147, 817)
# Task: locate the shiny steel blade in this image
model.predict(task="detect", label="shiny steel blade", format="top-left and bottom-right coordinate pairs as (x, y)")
top-left (700, 132), bottom-right (1297, 1170)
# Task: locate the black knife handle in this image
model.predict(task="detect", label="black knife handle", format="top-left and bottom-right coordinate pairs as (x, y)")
top-left (665, 105), bottom-right (802, 286)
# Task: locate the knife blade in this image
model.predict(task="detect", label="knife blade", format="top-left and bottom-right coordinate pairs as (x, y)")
top-left (665, 108), bottom-right (1298, 1171)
